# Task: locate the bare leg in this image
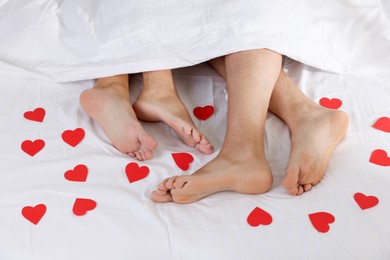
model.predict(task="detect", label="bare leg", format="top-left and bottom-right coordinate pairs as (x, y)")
top-left (133, 70), bottom-right (213, 154)
top-left (80, 74), bottom-right (158, 160)
top-left (209, 57), bottom-right (349, 195)
top-left (152, 49), bottom-right (282, 203)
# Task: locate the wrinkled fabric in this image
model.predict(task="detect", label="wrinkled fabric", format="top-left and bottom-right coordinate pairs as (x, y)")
top-left (1, 62), bottom-right (390, 260)
top-left (0, 0), bottom-right (389, 82)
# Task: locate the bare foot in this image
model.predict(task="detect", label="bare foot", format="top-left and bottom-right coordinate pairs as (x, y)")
top-left (80, 83), bottom-right (157, 160)
top-left (282, 108), bottom-right (349, 195)
top-left (133, 89), bottom-right (214, 154)
top-left (151, 153), bottom-right (272, 204)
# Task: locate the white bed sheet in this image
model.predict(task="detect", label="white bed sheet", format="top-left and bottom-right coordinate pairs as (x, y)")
top-left (0, 61), bottom-right (389, 260)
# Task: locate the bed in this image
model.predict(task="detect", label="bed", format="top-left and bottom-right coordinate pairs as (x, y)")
top-left (1, 1), bottom-right (390, 259)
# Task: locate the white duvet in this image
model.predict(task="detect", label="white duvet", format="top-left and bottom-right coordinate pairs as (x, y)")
top-left (1, 0), bottom-right (390, 82)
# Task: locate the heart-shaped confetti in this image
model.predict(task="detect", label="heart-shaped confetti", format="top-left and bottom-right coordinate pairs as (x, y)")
top-left (319, 97), bottom-right (342, 109)
top-left (21, 139), bottom-right (45, 157)
top-left (125, 162), bottom-right (149, 183)
top-left (369, 149), bottom-right (390, 166)
top-left (372, 117), bottom-right (390, 133)
top-left (23, 107), bottom-right (46, 122)
top-left (172, 152), bottom-right (194, 171)
top-left (354, 192), bottom-right (379, 210)
top-left (193, 105), bottom-right (214, 120)
top-left (62, 128), bottom-right (85, 147)
top-left (309, 212), bottom-right (335, 233)
top-left (72, 198), bottom-right (96, 216)
top-left (247, 207), bottom-right (273, 227)
top-left (22, 204), bottom-right (46, 225)
top-left (64, 164), bottom-right (88, 182)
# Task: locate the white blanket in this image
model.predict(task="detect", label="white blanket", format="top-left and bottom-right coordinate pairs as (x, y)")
top-left (1, 0), bottom-right (390, 82)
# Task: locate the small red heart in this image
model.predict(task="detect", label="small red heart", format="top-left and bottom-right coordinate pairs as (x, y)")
top-left (369, 149), bottom-right (390, 166)
top-left (309, 212), bottom-right (335, 233)
top-left (319, 97), bottom-right (342, 109)
top-left (125, 162), bottom-right (149, 183)
top-left (72, 198), bottom-right (96, 216)
top-left (22, 204), bottom-right (46, 225)
top-left (193, 105), bottom-right (214, 120)
top-left (23, 107), bottom-right (46, 122)
top-left (21, 139), bottom-right (45, 156)
top-left (372, 117), bottom-right (390, 133)
top-left (172, 152), bottom-right (194, 171)
top-left (64, 164), bottom-right (88, 182)
top-left (354, 192), bottom-right (379, 210)
top-left (62, 128), bottom-right (85, 147)
top-left (247, 207), bottom-right (273, 227)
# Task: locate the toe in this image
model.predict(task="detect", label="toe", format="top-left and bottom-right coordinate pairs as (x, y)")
top-left (199, 137), bottom-right (210, 145)
top-left (303, 183), bottom-right (312, 192)
top-left (196, 143), bottom-right (214, 154)
top-left (172, 176), bottom-right (188, 189)
top-left (143, 149), bottom-right (153, 160)
top-left (157, 179), bottom-right (169, 190)
top-left (134, 151), bottom-right (143, 161)
top-left (139, 131), bottom-right (158, 151)
top-left (191, 129), bottom-right (201, 143)
top-left (151, 191), bottom-right (172, 203)
top-left (195, 134), bottom-right (214, 154)
top-left (287, 186), bottom-right (299, 196)
top-left (154, 188), bottom-right (168, 196)
top-left (296, 185), bottom-right (304, 195)
top-left (139, 150), bottom-right (146, 161)
top-left (182, 125), bottom-right (193, 136)
top-left (282, 165), bottom-right (300, 195)
top-left (165, 177), bottom-right (176, 189)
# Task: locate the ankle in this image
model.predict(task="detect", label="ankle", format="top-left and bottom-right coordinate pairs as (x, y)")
top-left (283, 103), bottom-right (324, 129)
top-left (93, 82), bottom-right (129, 95)
top-left (143, 70), bottom-right (175, 91)
top-left (219, 143), bottom-right (266, 162)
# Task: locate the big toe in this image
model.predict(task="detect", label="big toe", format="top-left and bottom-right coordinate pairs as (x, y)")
top-left (282, 165), bottom-right (300, 195)
top-left (138, 131), bottom-right (158, 151)
top-left (196, 137), bottom-right (214, 154)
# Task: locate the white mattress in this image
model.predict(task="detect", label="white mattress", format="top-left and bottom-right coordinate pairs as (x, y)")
top-left (1, 0), bottom-right (390, 259)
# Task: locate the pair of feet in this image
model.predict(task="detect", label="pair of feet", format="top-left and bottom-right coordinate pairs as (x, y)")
top-left (152, 107), bottom-right (349, 203)
top-left (80, 78), bottom-right (349, 204)
top-left (80, 80), bottom-right (213, 161)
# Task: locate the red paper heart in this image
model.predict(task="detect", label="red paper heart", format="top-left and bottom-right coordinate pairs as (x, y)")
top-left (319, 97), bottom-right (342, 109)
top-left (24, 107), bottom-right (46, 122)
top-left (64, 164), bottom-right (88, 182)
top-left (369, 149), bottom-right (390, 166)
top-left (172, 152), bottom-right (194, 171)
top-left (247, 207), bottom-right (273, 227)
top-left (354, 192), bottom-right (379, 210)
top-left (72, 198), bottom-right (96, 216)
top-left (309, 212), bottom-right (335, 233)
top-left (21, 139), bottom-right (45, 156)
top-left (193, 105), bottom-right (214, 120)
top-left (22, 204), bottom-right (46, 225)
top-left (372, 117), bottom-right (390, 133)
top-left (125, 162), bottom-right (149, 183)
top-left (62, 128), bottom-right (85, 147)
